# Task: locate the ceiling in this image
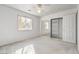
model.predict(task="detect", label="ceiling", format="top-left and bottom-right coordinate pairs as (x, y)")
top-left (6, 4), bottom-right (77, 16)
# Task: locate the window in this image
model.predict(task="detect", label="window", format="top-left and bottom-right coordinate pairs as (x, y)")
top-left (18, 15), bottom-right (32, 30)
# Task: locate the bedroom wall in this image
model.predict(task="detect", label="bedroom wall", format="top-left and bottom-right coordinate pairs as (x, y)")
top-left (62, 13), bottom-right (76, 43)
top-left (0, 5), bottom-right (40, 46)
top-left (40, 8), bottom-right (77, 43)
top-left (40, 8), bottom-right (77, 35)
top-left (77, 5), bottom-right (79, 51)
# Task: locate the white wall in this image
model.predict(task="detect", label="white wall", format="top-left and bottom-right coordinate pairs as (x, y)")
top-left (77, 5), bottom-right (79, 51)
top-left (63, 14), bottom-right (76, 43)
top-left (0, 5), bottom-right (40, 46)
top-left (41, 8), bottom-right (77, 43)
top-left (41, 8), bottom-right (77, 34)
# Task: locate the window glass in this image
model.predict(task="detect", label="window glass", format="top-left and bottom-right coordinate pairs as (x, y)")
top-left (18, 15), bottom-right (32, 30)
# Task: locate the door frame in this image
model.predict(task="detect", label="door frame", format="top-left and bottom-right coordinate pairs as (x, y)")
top-left (50, 17), bottom-right (63, 38)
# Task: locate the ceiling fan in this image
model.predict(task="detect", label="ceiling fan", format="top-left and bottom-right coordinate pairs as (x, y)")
top-left (36, 4), bottom-right (43, 13)
top-left (36, 4), bottom-right (49, 13)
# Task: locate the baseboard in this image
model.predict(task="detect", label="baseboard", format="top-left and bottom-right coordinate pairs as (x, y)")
top-left (0, 34), bottom-right (49, 47)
